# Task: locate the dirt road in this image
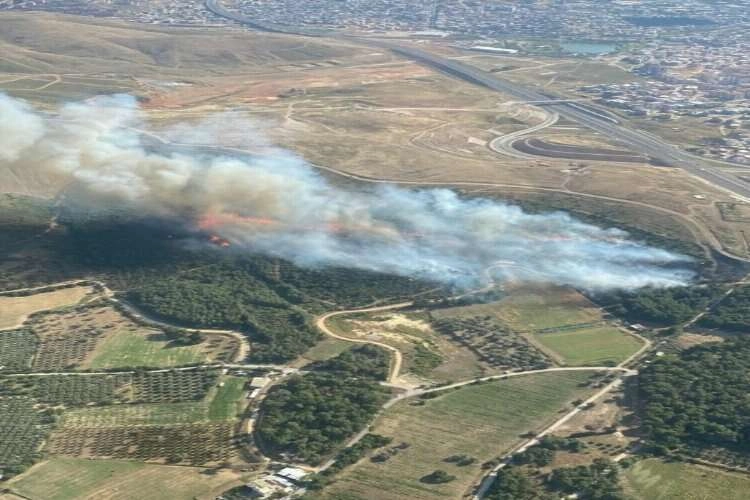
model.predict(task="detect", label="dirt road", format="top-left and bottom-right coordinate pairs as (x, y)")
top-left (315, 302), bottom-right (414, 384)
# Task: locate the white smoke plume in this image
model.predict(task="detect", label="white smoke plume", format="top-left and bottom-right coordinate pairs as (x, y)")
top-left (0, 93), bottom-right (694, 289)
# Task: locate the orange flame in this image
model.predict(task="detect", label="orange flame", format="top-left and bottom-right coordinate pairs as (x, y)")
top-left (196, 211), bottom-right (417, 241)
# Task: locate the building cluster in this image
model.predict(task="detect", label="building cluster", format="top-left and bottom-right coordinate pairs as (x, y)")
top-left (580, 40), bottom-right (750, 163)
top-left (215, 465), bottom-right (308, 499)
top-left (6, 0), bottom-right (750, 39)
top-left (221, 0), bottom-right (750, 41)
top-left (229, 0), bottom-right (436, 31)
top-left (1, 0), bottom-right (225, 25)
top-left (243, 466), bottom-right (308, 498)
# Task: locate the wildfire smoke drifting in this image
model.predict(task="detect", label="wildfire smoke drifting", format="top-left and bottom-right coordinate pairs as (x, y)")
top-left (0, 93), bottom-right (694, 289)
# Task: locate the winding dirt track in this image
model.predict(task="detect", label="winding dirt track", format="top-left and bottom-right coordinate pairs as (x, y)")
top-left (315, 302), bottom-right (414, 384)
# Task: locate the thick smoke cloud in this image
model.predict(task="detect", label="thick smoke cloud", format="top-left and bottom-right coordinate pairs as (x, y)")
top-left (0, 93), bottom-right (694, 289)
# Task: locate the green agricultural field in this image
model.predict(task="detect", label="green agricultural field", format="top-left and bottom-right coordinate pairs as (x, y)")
top-left (318, 371), bottom-right (596, 500)
top-left (623, 459), bottom-right (750, 500)
top-left (534, 327), bottom-right (643, 366)
top-left (86, 329), bottom-right (207, 369)
top-left (59, 375), bottom-right (246, 427)
top-left (494, 288), bottom-right (602, 331)
top-left (435, 287), bottom-right (602, 332)
top-left (6, 458), bottom-right (246, 500)
top-left (207, 376), bottom-right (246, 420)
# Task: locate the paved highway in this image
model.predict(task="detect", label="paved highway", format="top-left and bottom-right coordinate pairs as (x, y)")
top-left (204, 0), bottom-right (750, 199)
top-left (376, 43), bottom-right (750, 200)
top-left (392, 45), bottom-right (750, 197)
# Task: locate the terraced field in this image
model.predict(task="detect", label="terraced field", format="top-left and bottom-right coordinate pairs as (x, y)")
top-left (41, 374), bottom-right (247, 466)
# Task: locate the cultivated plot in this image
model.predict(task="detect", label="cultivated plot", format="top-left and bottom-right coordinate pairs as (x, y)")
top-left (318, 371), bottom-right (596, 500)
top-left (6, 458), bottom-right (248, 500)
top-left (25, 303), bottom-right (238, 371)
top-left (59, 376), bottom-right (246, 427)
top-left (534, 326), bottom-right (643, 366)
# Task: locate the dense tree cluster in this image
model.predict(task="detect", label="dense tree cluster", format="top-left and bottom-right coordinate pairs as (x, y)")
top-left (698, 285), bottom-right (750, 331)
top-left (511, 438), bottom-right (584, 468)
top-left (487, 468), bottom-right (542, 500)
top-left (128, 263), bottom-right (320, 362)
top-left (256, 349), bottom-right (390, 464)
top-left (638, 337), bottom-right (750, 454)
top-left (30, 220), bottom-right (440, 362)
top-left (420, 470), bottom-right (457, 484)
top-left (309, 345), bottom-right (390, 381)
top-left (266, 261), bottom-right (441, 309)
top-left (126, 252), bottom-right (442, 362)
top-left (512, 446), bottom-right (554, 467)
top-left (604, 285), bottom-right (724, 325)
top-left (121, 255), bottom-right (440, 363)
top-left (256, 374), bottom-right (388, 464)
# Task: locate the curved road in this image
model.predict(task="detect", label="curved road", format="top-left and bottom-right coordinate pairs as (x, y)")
top-left (513, 137), bottom-right (650, 164)
top-left (375, 43), bottom-right (750, 201)
top-left (489, 110), bottom-right (559, 160)
top-left (204, 0), bottom-right (750, 200)
top-left (315, 302), bottom-right (414, 384)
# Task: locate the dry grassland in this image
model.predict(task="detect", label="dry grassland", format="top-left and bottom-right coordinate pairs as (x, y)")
top-left (0, 286), bottom-right (92, 329)
top-left (7, 458), bottom-right (247, 500)
top-left (437, 286), bottom-right (601, 332)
